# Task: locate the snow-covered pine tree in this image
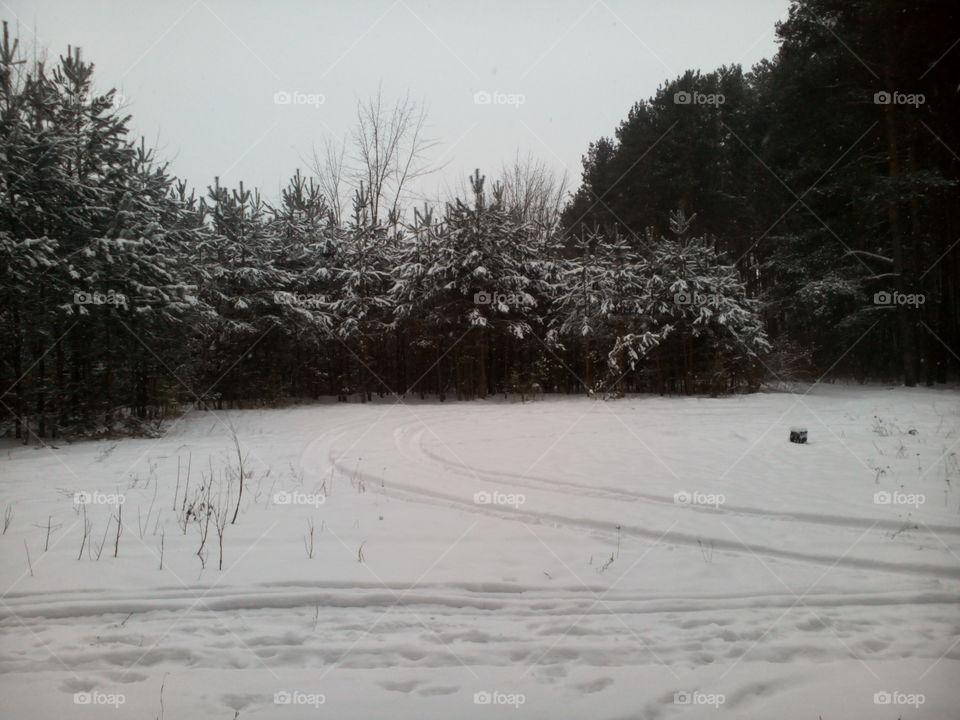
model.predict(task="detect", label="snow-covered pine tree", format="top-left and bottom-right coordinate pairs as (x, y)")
top-left (550, 228), bottom-right (641, 393)
top-left (389, 203), bottom-right (449, 397)
top-left (328, 183), bottom-right (393, 401)
top-left (431, 170), bottom-right (553, 398)
top-left (192, 179), bottom-right (288, 406)
top-left (267, 170), bottom-right (336, 398)
top-left (609, 208), bottom-right (770, 394)
top-left (1, 27), bottom-right (203, 437)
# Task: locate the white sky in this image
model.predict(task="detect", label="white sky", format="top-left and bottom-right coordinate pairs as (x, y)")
top-left (5, 0), bottom-right (791, 202)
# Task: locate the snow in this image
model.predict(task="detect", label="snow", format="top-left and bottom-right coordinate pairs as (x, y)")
top-left (1, 386), bottom-right (958, 718)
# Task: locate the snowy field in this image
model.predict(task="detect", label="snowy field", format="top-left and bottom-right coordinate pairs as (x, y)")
top-left (1, 386), bottom-right (958, 719)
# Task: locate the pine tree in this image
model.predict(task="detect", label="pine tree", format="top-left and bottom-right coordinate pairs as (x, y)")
top-left (1, 26), bottom-right (205, 437)
top-left (328, 183), bottom-right (393, 401)
top-left (610, 209), bottom-right (769, 394)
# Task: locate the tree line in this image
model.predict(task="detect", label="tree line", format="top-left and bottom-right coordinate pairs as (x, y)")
top-left (2, 0), bottom-right (957, 441)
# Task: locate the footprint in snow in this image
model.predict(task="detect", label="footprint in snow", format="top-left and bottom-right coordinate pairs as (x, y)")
top-left (59, 678), bottom-right (97, 694)
top-left (378, 679), bottom-right (420, 693)
top-left (575, 677), bottom-right (614, 694)
top-left (222, 692), bottom-right (261, 711)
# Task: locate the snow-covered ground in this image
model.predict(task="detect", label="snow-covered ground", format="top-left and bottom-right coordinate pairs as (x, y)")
top-left (1, 386), bottom-right (958, 719)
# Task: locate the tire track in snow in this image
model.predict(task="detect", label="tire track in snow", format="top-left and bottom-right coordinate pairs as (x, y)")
top-left (406, 423), bottom-right (960, 537)
top-left (306, 418), bottom-right (960, 581)
top-left (2, 585), bottom-right (958, 622)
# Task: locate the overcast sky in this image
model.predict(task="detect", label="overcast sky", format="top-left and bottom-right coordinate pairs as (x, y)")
top-left (6, 0), bottom-right (791, 202)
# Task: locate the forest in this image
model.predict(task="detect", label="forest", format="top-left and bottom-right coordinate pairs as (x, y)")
top-left (1, 0), bottom-right (957, 440)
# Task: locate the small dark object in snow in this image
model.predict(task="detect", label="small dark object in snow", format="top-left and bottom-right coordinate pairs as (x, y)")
top-left (789, 426), bottom-right (807, 444)
top-left (907, 428), bottom-right (918, 435)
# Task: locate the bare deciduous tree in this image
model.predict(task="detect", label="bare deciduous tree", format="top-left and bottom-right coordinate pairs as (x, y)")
top-left (311, 86), bottom-right (439, 227)
top-left (311, 135), bottom-right (348, 225)
top-left (497, 151), bottom-right (568, 230)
